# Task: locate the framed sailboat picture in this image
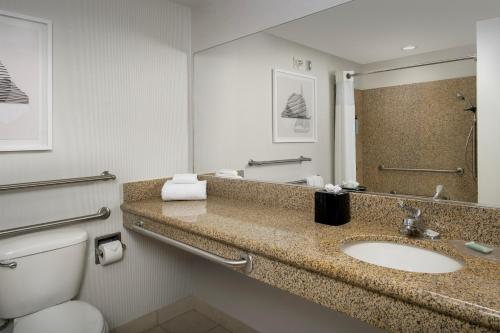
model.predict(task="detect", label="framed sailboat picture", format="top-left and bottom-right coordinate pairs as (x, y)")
top-left (0, 10), bottom-right (52, 151)
top-left (272, 69), bottom-right (317, 143)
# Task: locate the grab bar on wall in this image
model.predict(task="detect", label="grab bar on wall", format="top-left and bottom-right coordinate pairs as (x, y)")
top-left (378, 165), bottom-right (464, 175)
top-left (287, 179), bottom-right (308, 185)
top-left (0, 171), bottom-right (116, 192)
top-left (248, 156), bottom-right (312, 167)
top-left (0, 207), bottom-right (111, 239)
top-left (131, 221), bottom-right (253, 273)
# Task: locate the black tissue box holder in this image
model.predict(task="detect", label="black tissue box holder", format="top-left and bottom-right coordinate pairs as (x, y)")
top-left (314, 190), bottom-right (350, 226)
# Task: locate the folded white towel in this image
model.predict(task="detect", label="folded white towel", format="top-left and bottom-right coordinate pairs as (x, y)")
top-left (161, 180), bottom-right (207, 201)
top-left (342, 180), bottom-right (359, 189)
top-left (215, 169), bottom-right (242, 179)
top-left (216, 174), bottom-right (243, 180)
top-left (216, 169), bottom-right (238, 176)
top-left (306, 175), bottom-right (324, 188)
top-left (172, 173), bottom-right (198, 184)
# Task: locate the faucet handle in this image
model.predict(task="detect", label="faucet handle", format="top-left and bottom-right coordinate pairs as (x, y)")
top-left (397, 201), bottom-right (421, 219)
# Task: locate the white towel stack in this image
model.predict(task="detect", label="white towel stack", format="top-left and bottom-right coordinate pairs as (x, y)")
top-left (172, 173), bottom-right (198, 184)
top-left (161, 174), bottom-right (207, 201)
top-left (215, 169), bottom-right (242, 179)
top-left (306, 175), bottom-right (324, 188)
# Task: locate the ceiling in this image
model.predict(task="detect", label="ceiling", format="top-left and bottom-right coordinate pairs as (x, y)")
top-left (267, 0), bottom-right (500, 64)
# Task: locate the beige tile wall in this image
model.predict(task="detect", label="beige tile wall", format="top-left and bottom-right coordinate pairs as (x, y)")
top-left (355, 77), bottom-right (478, 202)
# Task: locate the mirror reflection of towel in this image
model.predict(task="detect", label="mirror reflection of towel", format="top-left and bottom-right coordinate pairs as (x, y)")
top-left (306, 175), bottom-right (324, 188)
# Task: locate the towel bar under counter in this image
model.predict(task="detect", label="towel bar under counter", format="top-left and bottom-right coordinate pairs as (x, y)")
top-left (131, 221), bottom-right (253, 273)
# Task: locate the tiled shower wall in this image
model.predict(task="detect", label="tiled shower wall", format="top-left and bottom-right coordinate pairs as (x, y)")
top-left (355, 77), bottom-right (478, 202)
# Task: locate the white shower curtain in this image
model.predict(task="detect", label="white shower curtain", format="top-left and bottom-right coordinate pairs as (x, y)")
top-left (334, 71), bottom-right (357, 185)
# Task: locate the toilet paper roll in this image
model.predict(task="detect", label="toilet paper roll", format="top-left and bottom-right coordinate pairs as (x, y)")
top-left (98, 240), bottom-right (123, 266)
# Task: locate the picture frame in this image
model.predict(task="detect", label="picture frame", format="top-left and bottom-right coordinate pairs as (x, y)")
top-left (272, 69), bottom-right (317, 143)
top-left (0, 10), bottom-right (52, 151)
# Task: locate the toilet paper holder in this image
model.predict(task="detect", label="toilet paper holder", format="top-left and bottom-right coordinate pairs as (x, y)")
top-left (94, 232), bottom-right (127, 265)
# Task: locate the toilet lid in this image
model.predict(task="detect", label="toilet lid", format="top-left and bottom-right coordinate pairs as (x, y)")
top-left (13, 301), bottom-right (105, 333)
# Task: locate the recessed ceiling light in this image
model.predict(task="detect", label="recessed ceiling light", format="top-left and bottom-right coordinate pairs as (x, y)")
top-left (402, 44), bottom-right (417, 51)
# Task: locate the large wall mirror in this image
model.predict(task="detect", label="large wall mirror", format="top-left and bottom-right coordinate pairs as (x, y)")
top-left (193, 0), bottom-right (500, 207)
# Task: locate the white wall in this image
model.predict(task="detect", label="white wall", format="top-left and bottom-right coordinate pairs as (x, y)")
top-left (191, 0), bottom-right (352, 52)
top-left (477, 17), bottom-right (500, 206)
top-left (0, 0), bottom-right (194, 328)
top-left (356, 45), bottom-right (477, 90)
top-left (193, 259), bottom-right (383, 333)
top-left (193, 33), bottom-right (359, 183)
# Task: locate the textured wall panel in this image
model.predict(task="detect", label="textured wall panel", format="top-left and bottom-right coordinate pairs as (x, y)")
top-left (0, 0), bottom-right (193, 328)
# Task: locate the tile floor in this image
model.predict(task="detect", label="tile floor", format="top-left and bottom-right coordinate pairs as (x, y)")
top-left (144, 310), bottom-right (232, 333)
top-left (113, 296), bottom-right (257, 333)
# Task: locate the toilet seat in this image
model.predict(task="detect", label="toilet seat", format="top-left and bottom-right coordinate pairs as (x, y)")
top-left (13, 301), bottom-right (107, 333)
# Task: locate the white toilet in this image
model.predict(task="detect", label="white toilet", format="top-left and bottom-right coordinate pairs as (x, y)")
top-left (0, 229), bottom-right (108, 333)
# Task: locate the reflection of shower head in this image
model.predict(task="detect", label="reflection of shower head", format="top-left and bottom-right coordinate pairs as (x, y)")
top-left (456, 92), bottom-right (477, 113)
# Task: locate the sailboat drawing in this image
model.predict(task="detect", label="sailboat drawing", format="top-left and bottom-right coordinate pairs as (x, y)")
top-left (281, 85), bottom-right (310, 133)
top-left (0, 60), bottom-right (29, 104)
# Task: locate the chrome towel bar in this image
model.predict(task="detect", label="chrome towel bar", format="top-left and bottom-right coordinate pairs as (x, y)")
top-left (0, 207), bottom-right (111, 238)
top-left (287, 179), bottom-right (308, 185)
top-left (0, 171), bottom-right (116, 192)
top-left (248, 156), bottom-right (311, 167)
top-left (0, 262), bottom-right (17, 269)
top-left (379, 165), bottom-right (464, 175)
top-left (131, 221), bottom-right (253, 273)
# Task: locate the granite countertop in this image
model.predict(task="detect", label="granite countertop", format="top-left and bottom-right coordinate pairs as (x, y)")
top-left (121, 196), bottom-right (500, 330)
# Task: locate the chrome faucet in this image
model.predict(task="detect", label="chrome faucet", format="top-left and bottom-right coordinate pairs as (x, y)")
top-left (397, 201), bottom-right (421, 236)
top-left (397, 201), bottom-right (440, 239)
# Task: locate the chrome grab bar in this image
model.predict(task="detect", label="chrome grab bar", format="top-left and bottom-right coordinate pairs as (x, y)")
top-left (0, 207), bottom-right (111, 239)
top-left (0, 171), bottom-right (116, 192)
top-left (131, 221), bottom-right (253, 273)
top-left (0, 262), bottom-right (17, 269)
top-left (287, 179), bottom-right (308, 185)
top-left (248, 156), bottom-right (311, 167)
top-left (379, 165), bottom-right (464, 175)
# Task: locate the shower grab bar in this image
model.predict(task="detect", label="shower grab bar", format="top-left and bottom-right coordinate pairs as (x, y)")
top-left (131, 221), bottom-right (253, 273)
top-left (248, 156), bottom-right (311, 167)
top-left (0, 207), bottom-right (111, 239)
top-left (287, 179), bottom-right (308, 185)
top-left (0, 171), bottom-right (116, 192)
top-left (379, 165), bottom-right (464, 175)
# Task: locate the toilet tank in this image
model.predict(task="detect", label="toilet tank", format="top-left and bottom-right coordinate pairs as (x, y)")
top-left (0, 229), bottom-right (88, 319)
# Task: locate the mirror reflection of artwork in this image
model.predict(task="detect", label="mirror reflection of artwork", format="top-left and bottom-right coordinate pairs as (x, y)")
top-left (0, 61), bottom-right (29, 104)
top-left (0, 10), bottom-right (52, 151)
top-left (273, 69), bottom-right (316, 142)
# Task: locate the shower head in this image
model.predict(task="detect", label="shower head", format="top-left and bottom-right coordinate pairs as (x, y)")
top-left (456, 92), bottom-right (477, 113)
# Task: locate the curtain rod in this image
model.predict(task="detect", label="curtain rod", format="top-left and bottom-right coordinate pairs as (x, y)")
top-left (346, 56), bottom-right (476, 79)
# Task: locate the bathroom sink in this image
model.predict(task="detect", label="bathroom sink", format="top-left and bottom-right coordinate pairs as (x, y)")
top-left (341, 241), bottom-right (463, 273)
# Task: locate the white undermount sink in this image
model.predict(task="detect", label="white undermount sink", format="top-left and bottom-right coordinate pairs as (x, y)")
top-left (341, 241), bottom-right (463, 274)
